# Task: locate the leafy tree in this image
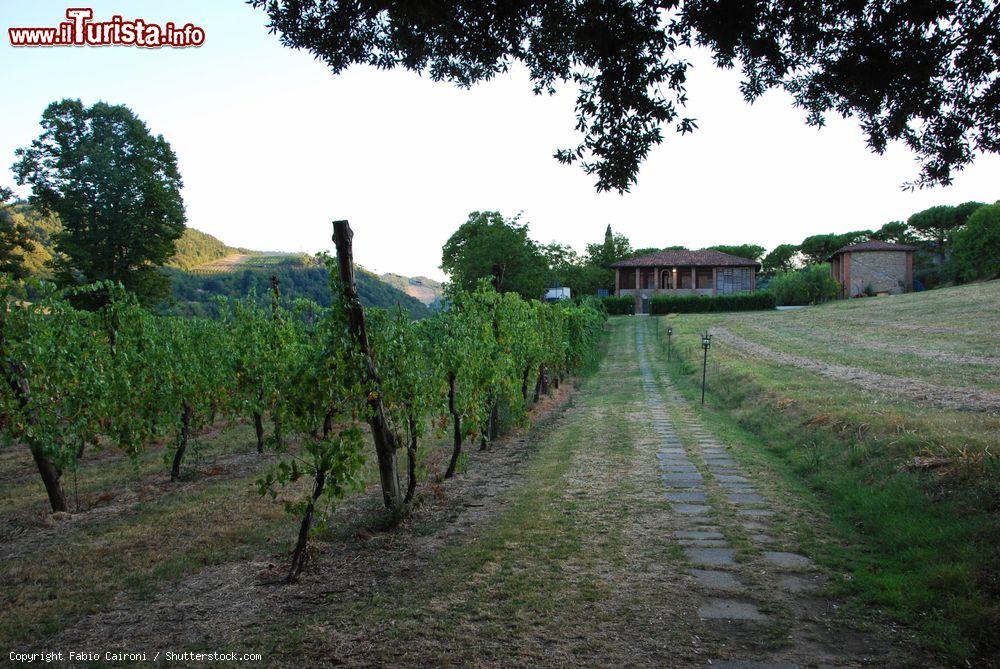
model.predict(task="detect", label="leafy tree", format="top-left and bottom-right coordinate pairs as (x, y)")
top-left (798, 231), bottom-right (870, 265)
top-left (582, 224), bottom-right (633, 292)
top-left (0, 189), bottom-right (35, 280)
top-left (586, 225), bottom-right (633, 269)
top-left (707, 244), bottom-right (766, 262)
top-left (253, 0), bottom-right (1000, 191)
top-left (12, 99), bottom-right (186, 306)
top-left (951, 204), bottom-right (1000, 283)
top-left (761, 244), bottom-right (799, 275)
top-left (631, 247), bottom-right (663, 258)
top-left (768, 264), bottom-right (839, 306)
top-left (442, 211), bottom-right (550, 300)
top-left (871, 221), bottom-right (917, 245)
top-left (543, 242), bottom-right (606, 298)
top-left (908, 202), bottom-right (984, 264)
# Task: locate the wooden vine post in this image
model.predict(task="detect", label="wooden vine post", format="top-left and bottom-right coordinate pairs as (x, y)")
top-left (332, 220), bottom-right (404, 516)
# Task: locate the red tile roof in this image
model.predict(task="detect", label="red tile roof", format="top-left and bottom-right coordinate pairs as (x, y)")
top-left (611, 249), bottom-right (759, 268)
top-left (830, 240), bottom-right (917, 256)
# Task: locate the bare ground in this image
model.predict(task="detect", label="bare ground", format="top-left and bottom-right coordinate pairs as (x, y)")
top-left (43, 385), bottom-right (579, 657)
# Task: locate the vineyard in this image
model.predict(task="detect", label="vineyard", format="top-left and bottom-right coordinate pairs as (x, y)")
top-left (0, 224), bottom-right (605, 583)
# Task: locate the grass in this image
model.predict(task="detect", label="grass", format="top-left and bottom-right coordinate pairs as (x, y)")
top-left (643, 281), bottom-right (1000, 662)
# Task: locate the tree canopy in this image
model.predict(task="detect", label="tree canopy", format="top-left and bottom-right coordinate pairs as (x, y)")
top-left (798, 231), bottom-right (871, 265)
top-left (950, 203), bottom-right (1000, 282)
top-left (441, 211), bottom-right (550, 300)
top-left (253, 0), bottom-right (1000, 192)
top-left (907, 201), bottom-right (985, 263)
top-left (707, 244), bottom-right (766, 262)
top-left (12, 99), bottom-right (186, 306)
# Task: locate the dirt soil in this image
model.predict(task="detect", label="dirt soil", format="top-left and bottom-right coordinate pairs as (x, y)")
top-left (45, 385), bottom-right (579, 656)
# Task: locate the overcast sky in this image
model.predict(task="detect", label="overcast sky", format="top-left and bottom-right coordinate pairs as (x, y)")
top-left (3, 1), bottom-right (997, 281)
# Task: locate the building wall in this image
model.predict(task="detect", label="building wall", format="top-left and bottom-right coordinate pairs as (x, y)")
top-left (848, 251), bottom-right (909, 295)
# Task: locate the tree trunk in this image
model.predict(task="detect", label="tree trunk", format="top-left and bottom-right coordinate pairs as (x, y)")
top-left (287, 467), bottom-right (326, 583)
top-left (273, 414), bottom-right (284, 450)
top-left (490, 401), bottom-right (500, 440)
top-left (1, 352), bottom-right (67, 512)
top-left (332, 220), bottom-right (403, 514)
top-left (445, 372), bottom-right (462, 479)
top-left (534, 363), bottom-right (549, 402)
top-left (171, 401), bottom-right (193, 482)
top-left (404, 412), bottom-right (418, 505)
top-left (521, 366), bottom-right (531, 403)
top-left (253, 411), bottom-right (265, 453)
top-left (322, 406), bottom-right (335, 439)
top-left (30, 443), bottom-right (67, 513)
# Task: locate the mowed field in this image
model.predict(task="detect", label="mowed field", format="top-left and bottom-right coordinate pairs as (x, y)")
top-left (652, 280), bottom-right (999, 661)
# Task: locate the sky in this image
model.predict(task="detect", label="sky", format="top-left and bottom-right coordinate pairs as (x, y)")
top-left (2, 1), bottom-right (997, 282)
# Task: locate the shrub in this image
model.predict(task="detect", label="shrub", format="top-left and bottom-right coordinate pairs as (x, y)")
top-left (648, 292), bottom-right (775, 314)
top-left (768, 263), bottom-right (840, 305)
top-left (951, 204), bottom-right (1000, 282)
top-left (602, 295), bottom-right (635, 315)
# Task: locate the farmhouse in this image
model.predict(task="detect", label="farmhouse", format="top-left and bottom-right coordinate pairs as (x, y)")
top-left (829, 240), bottom-right (916, 298)
top-left (612, 249), bottom-right (760, 314)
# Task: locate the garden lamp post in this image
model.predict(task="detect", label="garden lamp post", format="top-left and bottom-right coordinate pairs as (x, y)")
top-left (701, 332), bottom-right (712, 405)
top-left (666, 326), bottom-right (673, 361)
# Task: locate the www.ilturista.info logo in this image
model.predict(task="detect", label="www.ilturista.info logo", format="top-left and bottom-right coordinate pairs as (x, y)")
top-left (8, 8), bottom-right (205, 48)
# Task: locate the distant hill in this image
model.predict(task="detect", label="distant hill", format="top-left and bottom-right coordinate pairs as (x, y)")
top-left (380, 272), bottom-right (444, 307)
top-left (165, 228), bottom-right (253, 270)
top-left (169, 254), bottom-right (431, 319)
top-left (1, 205), bottom-right (430, 318)
top-left (1, 201), bottom-right (61, 277)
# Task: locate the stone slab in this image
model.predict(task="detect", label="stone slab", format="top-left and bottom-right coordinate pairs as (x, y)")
top-left (737, 509), bottom-right (775, 518)
top-left (674, 503), bottom-right (712, 515)
top-left (698, 598), bottom-right (766, 621)
top-left (684, 547), bottom-right (736, 567)
top-left (775, 574), bottom-right (822, 593)
top-left (662, 472), bottom-right (704, 481)
top-left (691, 569), bottom-right (743, 590)
top-left (664, 491), bottom-right (707, 502)
top-left (762, 551), bottom-right (813, 569)
top-left (715, 474), bottom-right (749, 483)
top-left (674, 530), bottom-right (724, 540)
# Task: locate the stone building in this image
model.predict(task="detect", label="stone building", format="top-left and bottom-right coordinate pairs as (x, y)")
top-left (829, 240), bottom-right (916, 298)
top-left (611, 249), bottom-right (759, 314)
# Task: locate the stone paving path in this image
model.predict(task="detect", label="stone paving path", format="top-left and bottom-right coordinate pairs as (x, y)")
top-left (634, 325), bottom-right (899, 669)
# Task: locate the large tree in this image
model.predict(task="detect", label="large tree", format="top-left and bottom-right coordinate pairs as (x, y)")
top-left (761, 244), bottom-right (799, 274)
top-left (707, 244), bottom-right (766, 262)
top-left (442, 211), bottom-right (550, 300)
top-left (951, 203), bottom-right (1000, 282)
top-left (907, 201), bottom-right (984, 264)
top-left (798, 231), bottom-right (871, 266)
top-left (13, 99), bottom-right (186, 305)
top-left (253, 0), bottom-right (1000, 192)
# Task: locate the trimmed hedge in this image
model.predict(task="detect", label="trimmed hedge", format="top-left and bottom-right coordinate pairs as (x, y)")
top-left (649, 292), bottom-right (776, 314)
top-left (602, 295), bottom-right (635, 315)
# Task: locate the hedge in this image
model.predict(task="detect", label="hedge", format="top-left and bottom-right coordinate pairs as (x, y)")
top-left (602, 295), bottom-right (635, 315)
top-left (648, 292), bottom-right (776, 314)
